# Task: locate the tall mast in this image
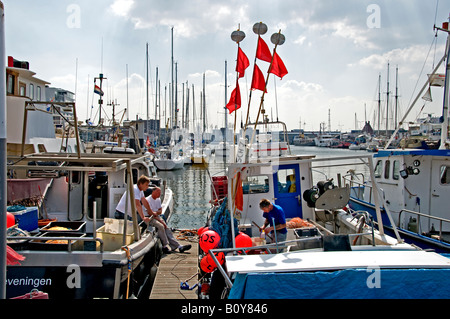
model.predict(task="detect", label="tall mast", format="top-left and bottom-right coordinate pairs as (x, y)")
top-left (395, 65), bottom-right (398, 130)
top-left (171, 27), bottom-right (174, 129)
top-left (386, 62), bottom-right (390, 136)
top-left (377, 73), bottom-right (381, 135)
top-left (146, 42), bottom-right (149, 125)
top-left (155, 66), bottom-right (158, 144)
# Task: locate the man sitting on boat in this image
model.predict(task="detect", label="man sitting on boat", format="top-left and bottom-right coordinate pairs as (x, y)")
top-left (145, 187), bottom-right (191, 254)
top-left (260, 198), bottom-right (287, 243)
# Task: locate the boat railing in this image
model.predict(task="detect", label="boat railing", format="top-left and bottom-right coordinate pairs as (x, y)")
top-left (342, 173), bottom-right (377, 203)
top-left (209, 230), bottom-right (377, 290)
top-left (7, 236), bottom-right (105, 252)
top-left (398, 209), bottom-right (450, 240)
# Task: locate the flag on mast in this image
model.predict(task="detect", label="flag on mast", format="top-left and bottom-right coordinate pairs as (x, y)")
top-left (236, 47), bottom-right (249, 78)
top-left (269, 51), bottom-right (288, 79)
top-left (251, 64), bottom-right (267, 92)
top-left (256, 36), bottom-right (272, 63)
top-left (94, 84), bottom-right (104, 96)
top-left (226, 83), bottom-right (241, 114)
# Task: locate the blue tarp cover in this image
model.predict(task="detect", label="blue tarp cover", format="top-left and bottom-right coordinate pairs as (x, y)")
top-left (229, 268), bottom-right (450, 299)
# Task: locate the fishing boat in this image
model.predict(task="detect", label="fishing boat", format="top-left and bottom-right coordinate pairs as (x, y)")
top-left (196, 23), bottom-right (450, 300)
top-left (6, 150), bottom-right (173, 299)
top-left (347, 20), bottom-right (450, 253)
top-left (5, 90), bottom-right (173, 299)
top-left (245, 121), bottom-right (291, 162)
top-left (202, 153), bottom-right (450, 299)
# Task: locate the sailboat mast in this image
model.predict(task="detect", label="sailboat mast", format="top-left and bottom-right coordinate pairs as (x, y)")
top-left (377, 73), bottom-right (381, 135)
top-left (386, 62), bottom-right (390, 135)
top-left (146, 42), bottom-right (149, 126)
top-left (171, 27), bottom-right (174, 129)
top-left (155, 66), bottom-right (158, 145)
top-left (395, 65), bottom-right (398, 130)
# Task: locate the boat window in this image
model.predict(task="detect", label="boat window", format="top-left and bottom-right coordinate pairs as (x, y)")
top-left (7, 74), bottom-right (14, 94)
top-left (440, 166), bottom-right (450, 185)
top-left (393, 160), bottom-right (400, 180)
top-left (71, 171), bottom-right (81, 184)
top-left (19, 82), bottom-right (26, 96)
top-left (243, 175), bottom-right (269, 194)
top-left (29, 83), bottom-right (34, 100)
top-left (277, 168), bottom-right (296, 193)
top-left (125, 168), bottom-right (139, 185)
top-left (374, 160), bottom-right (382, 178)
top-left (384, 160), bottom-right (390, 179)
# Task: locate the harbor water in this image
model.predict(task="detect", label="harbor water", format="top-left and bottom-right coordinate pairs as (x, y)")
top-left (158, 146), bottom-right (370, 230)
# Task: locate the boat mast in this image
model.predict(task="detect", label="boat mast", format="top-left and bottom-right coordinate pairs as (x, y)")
top-left (386, 62), bottom-right (390, 136)
top-left (171, 27), bottom-right (174, 129)
top-left (377, 73), bottom-right (381, 136)
top-left (155, 66), bottom-right (158, 146)
top-left (146, 42), bottom-right (149, 132)
top-left (395, 65), bottom-right (398, 130)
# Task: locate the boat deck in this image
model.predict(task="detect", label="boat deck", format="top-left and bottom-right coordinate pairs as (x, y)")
top-left (149, 232), bottom-right (199, 299)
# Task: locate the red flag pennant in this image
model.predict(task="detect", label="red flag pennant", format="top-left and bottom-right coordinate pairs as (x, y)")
top-left (236, 47), bottom-right (249, 78)
top-left (235, 172), bottom-right (243, 211)
top-left (256, 36), bottom-right (272, 63)
top-left (226, 83), bottom-right (241, 114)
top-left (269, 51), bottom-right (288, 79)
top-left (251, 64), bottom-right (267, 93)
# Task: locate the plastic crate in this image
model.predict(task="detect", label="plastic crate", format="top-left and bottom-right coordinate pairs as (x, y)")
top-left (211, 176), bottom-right (228, 200)
top-left (9, 206), bottom-right (38, 231)
top-left (95, 218), bottom-right (135, 251)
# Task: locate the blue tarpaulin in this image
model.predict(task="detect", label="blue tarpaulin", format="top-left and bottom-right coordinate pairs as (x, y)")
top-left (229, 268), bottom-right (450, 299)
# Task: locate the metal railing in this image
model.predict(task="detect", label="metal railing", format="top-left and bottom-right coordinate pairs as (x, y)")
top-left (398, 209), bottom-right (450, 241)
top-left (209, 229), bottom-right (378, 290)
top-left (6, 236), bottom-right (104, 252)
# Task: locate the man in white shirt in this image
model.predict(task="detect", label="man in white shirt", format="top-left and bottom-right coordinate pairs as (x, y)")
top-left (115, 175), bottom-right (152, 223)
top-left (146, 187), bottom-right (191, 254)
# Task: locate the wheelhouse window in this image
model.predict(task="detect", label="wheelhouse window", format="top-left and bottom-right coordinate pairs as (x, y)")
top-left (29, 83), bottom-right (34, 100)
top-left (374, 160), bottom-right (382, 178)
top-left (277, 168), bottom-right (296, 193)
top-left (440, 166), bottom-right (450, 185)
top-left (243, 175), bottom-right (269, 194)
top-left (19, 82), bottom-right (26, 96)
top-left (393, 160), bottom-right (400, 180)
top-left (7, 74), bottom-right (14, 94)
top-left (384, 160), bottom-right (390, 179)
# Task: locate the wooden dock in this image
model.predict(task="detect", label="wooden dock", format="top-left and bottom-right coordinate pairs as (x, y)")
top-left (150, 233), bottom-right (199, 299)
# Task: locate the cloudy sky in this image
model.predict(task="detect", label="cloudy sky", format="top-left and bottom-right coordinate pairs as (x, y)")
top-left (3, 0), bottom-right (450, 133)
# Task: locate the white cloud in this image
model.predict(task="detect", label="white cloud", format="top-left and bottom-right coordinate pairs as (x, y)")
top-left (110, 0), bottom-right (134, 17)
